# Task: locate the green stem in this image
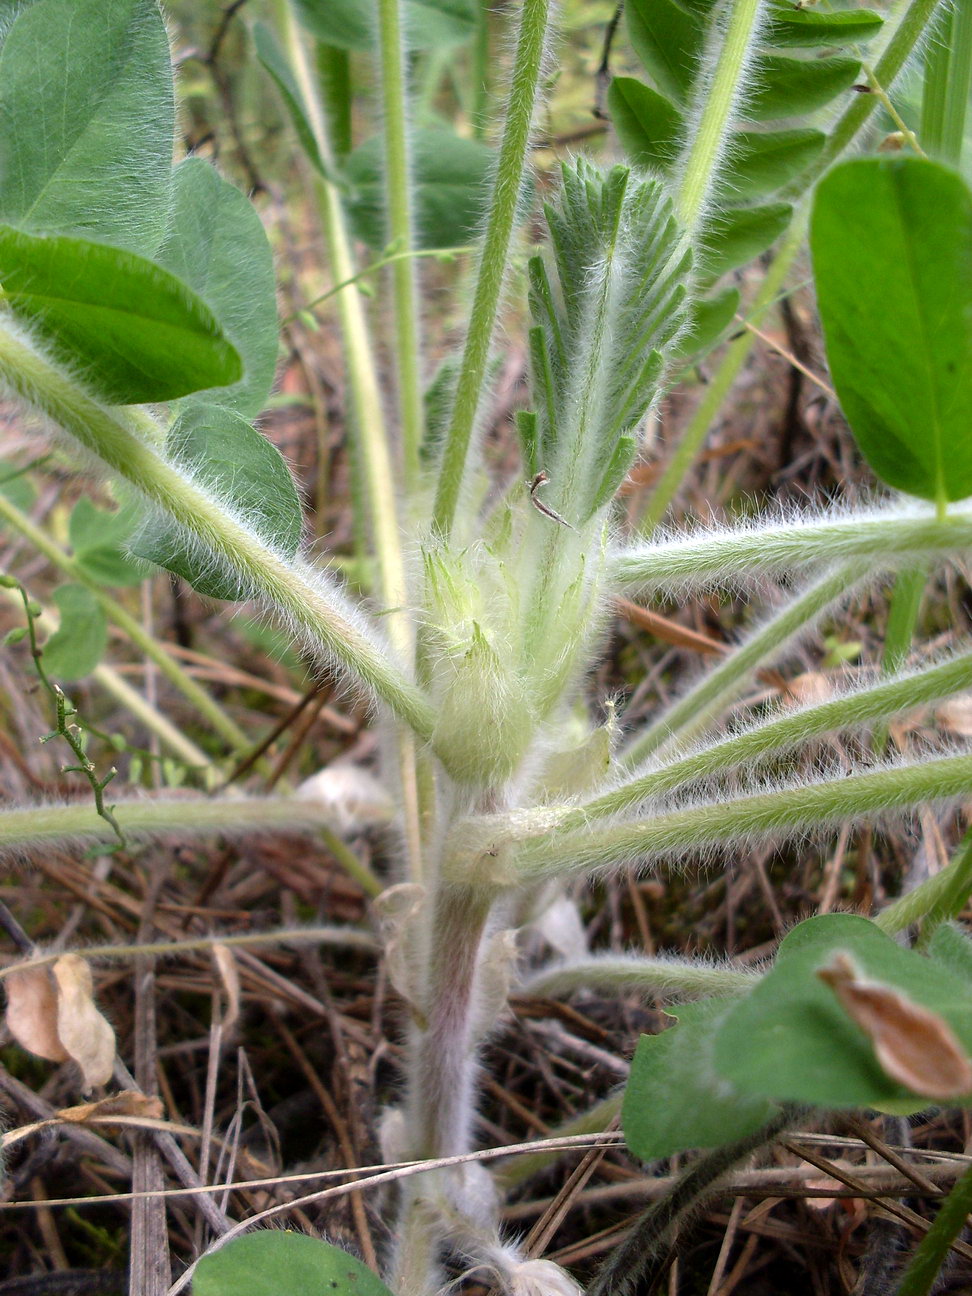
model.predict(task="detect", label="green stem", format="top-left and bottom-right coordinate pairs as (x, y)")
top-left (514, 754), bottom-right (972, 884)
top-left (471, 0), bottom-right (490, 140)
top-left (318, 44), bottom-right (352, 161)
top-left (896, 1160), bottom-right (972, 1296)
top-left (587, 1107), bottom-right (804, 1296)
top-left (876, 826), bottom-right (972, 936)
top-left (0, 794), bottom-right (388, 853)
top-left (319, 824), bottom-right (383, 898)
top-left (0, 321), bottom-right (436, 742)
top-left (378, 0), bottom-right (424, 489)
top-left (620, 563), bottom-right (868, 769)
top-left (921, 7), bottom-right (951, 154)
top-left (493, 1091), bottom-right (622, 1191)
top-left (431, 0), bottom-right (551, 538)
top-left (0, 580), bottom-right (214, 771)
top-left (569, 648), bottom-right (972, 828)
top-left (614, 509), bottom-right (972, 593)
top-left (0, 492), bottom-right (252, 755)
top-left (942, 0), bottom-right (972, 164)
top-left (675, 0), bottom-right (765, 236)
top-left (521, 956), bottom-right (758, 1000)
top-left (800, 0), bottom-right (946, 189)
top-left (274, 2), bottom-right (426, 875)
top-left (863, 61), bottom-right (925, 153)
top-left (873, 565), bottom-right (926, 753)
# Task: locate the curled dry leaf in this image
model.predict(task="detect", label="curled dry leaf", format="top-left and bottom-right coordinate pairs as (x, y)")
top-left (936, 694), bottom-right (972, 738)
top-left (817, 951), bottom-right (972, 1100)
top-left (5, 964), bottom-right (68, 1062)
top-left (56, 1090), bottom-right (164, 1124)
top-left (212, 942), bottom-right (241, 1032)
top-left (52, 954), bottom-right (116, 1090)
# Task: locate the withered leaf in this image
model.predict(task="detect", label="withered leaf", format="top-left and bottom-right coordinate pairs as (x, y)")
top-left (56, 1090), bottom-right (164, 1124)
top-left (4, 964), bottom-right (68, 1063)
top-left (818, 951), bottom-right (972, 1100)
top-left (52, 954), bottom-right (116, 1090)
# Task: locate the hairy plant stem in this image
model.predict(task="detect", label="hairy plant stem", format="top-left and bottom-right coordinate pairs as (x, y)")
top-left (876, 825), bottom-right (972, 937)
top-left (513, 754), bottom-right (972, 883)
top-left (0, 321), bottom-right (437, 743)
top-left (0, 793), bottom-right (390, 852)
top-left (896, 1159), bottom-right (972, 1296)
top-left (587, 1106), bottom-right (806, 1296)
top-left (874, 565), bottom-right (927, 753)
top-left (431, 0), bottom-right (551, 538)
top-left (614, 510), bottom-right (972, 592)
top-left (377, 0), bottom-right (424, 490)
top-left (393, 882), bottom-right (497, 1294)
top-left (0, 491), bottom-right (253, 757)
top-left (565, 648), bottom-right (972, 828)
top-left (409, 882), bottom-right (496, 1159)
top-left (273, 0), bottom-right (425, 877)
top-left (620, 563), bottom-right (869, 769)
top-left (675, 0), bottom-right (764, 236)
top-left (522, 956), bottom-right (759, 1000)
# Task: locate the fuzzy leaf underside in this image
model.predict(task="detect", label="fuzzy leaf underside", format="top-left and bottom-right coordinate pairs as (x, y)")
top-left (133, 402), bottom-right (303, 602)
top-left (156, 159), bottom-right (279, 419)
top-left (0, 0), bottom-right (173, 254)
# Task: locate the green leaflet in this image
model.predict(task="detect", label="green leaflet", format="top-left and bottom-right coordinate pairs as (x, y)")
top-left (0, 0), bottom-right (173, 254)
top-left (134, 402), bottom-right (303, 602)
top-left (743, 54), bottom-right (861, 122)
top-left (0, 227), bottom-right (242, 405)
top-left (43, 584), bottom-right (107, 680)
top-left (811, 157), bottom-right (972, 504)
top-left (698, 203), bottom-right (792, 281)
top-left (343, 129), bottom-right (493, 251)
top-left (714, 914), bottom-right (972, 1109)
top-left (192, 1233), bottom-right (396, 1296)
top-left (521, 161), bottom-right (689, 525)
top-left (625, 0), bottom-right (704, 104)
top-left (608, 77), bottom-right (683, 174)
top-left (252, 21), bottom-right (338, 183)
top-left (623, 998), bottom-right (779, 1160)
top-left (69, 498), bottom-right (144, 588)
top-left (765, 5), bottom-right (883, 47)
top-left (157, 159), bottom-right (279, 419)
top-left (291, 0), bottom-right (476, 51)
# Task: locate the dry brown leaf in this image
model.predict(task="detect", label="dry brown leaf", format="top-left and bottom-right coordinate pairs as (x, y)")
top-left (52, 954), bottom-right (116, 1090)
top-left (212, 943), bottom-right (241, 1032)
top-left (937, 695), bottom-right (972, 737)
top-left (818, 952), bottom-right (972, 1100)
top-left (56, 1090), bottom-right (164, 1124)
top-left (4, 964), bottom-right (68, 1063)
top-left (778, 671), bottom-right (833, 708)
